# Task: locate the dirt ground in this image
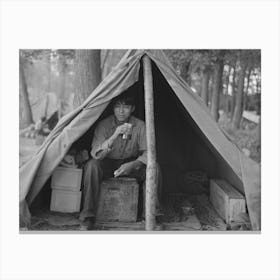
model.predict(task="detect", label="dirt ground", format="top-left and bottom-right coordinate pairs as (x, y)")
top-left (27, 195), bottom-right (227, 231)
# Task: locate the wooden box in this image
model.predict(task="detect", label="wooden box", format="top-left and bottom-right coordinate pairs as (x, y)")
top-left (97, 178), bottom-right (139, 222)
top-left (51, 167), bottom-right (82, 191)
top-left (50, 189), bottom-right (81, 213)
top-left (210, 179), bottom-right (246, 224)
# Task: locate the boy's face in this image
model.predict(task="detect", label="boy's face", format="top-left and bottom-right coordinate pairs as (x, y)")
top-left (113, 101), bottom-right (135, 123)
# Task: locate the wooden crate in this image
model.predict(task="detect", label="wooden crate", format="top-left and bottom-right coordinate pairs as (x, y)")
top-left (51, 167), bottom-right (82, 191)
top-left (50, 189), bottom-right (81, 213)
top-left (97, 178), bottom-right (139, 222)
top-left (210, 179), bottom-right (246, 224)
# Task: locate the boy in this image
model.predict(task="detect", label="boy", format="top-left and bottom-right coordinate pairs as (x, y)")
top-left (80, 94), bottom-right (161, 229)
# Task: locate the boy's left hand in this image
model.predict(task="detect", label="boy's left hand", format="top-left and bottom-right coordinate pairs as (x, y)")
top-left (114, 161), bottom-right (135, 177)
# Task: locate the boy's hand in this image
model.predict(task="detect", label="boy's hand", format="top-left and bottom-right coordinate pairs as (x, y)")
top-left (113, 123), bottom-right (131, 138)
top-left (114, 161), bottom-right (135, 177)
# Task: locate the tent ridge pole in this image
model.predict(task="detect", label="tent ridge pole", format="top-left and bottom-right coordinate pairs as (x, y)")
top-left (143, 55), bottom-right (157, 231)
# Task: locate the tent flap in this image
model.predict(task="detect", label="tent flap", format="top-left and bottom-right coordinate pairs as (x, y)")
top-left (239, 150), bottom-right (261, 230)
top-left (20, 51), bottom-right (140, 219)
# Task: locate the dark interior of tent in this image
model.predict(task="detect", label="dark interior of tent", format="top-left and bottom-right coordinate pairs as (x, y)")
top-left (30, 59), bottom-right (243, 221)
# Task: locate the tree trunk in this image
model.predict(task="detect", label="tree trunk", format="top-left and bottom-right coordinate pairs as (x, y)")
top-left (243, 67), bottom-right (252, 111)
top-left (73, 50), bottom-right (101, 108)
top-left (211, 55), bottom-right (224, 121)
top-left (58, 54), bottom-right (67, 118)
top-left (224, 66), bottom-right (231, 96)
top-left (256, 73), bottom-right (261, 115)
top-left (232, 61), bottom-right (248, 129)
top-left (47, 51), bottom-right (52, 92)
top-left (224, 66), bottom-right (231, 116)
top-left (208, 73), bottom-right (214, 107)
top-left (19, 56), bottom-right (34, 126)
top-left (230, 64), bottom-right (237, 120)
top-left (180, 60), bottom-right (192, 85)
top-left (201, 67), bottom-right (210, 106)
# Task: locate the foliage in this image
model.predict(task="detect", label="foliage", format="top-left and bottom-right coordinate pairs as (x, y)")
top-left (165, 49), bottom-right (260, 76)
top-left (164, 49), bottom-right (260, 102)
top-left (20, 49), bottom-right (75, 65)
top-left (20, 49), bottom-right (51, 62)
top-left (219, 114), bottom-right (260, 163)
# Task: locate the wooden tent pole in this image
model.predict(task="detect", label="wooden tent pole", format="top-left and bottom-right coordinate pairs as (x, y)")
top-left (143, 55), bottom-right (157, 231)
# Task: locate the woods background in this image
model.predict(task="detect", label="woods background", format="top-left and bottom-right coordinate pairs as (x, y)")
top-left (19, 49), bottom-right (261, 162)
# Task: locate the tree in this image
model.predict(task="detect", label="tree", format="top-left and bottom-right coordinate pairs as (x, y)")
top-left (164, 50), bottom-right (193, 79)
top-left (47, 51), bottom-right (52, 92)
top-left (57, 53), bottom-right (67, 118)
top-left (211, 51), bottom-right (225, 121)
top-left (223, 65), bottom-right (231, 116)
top-left (180, 60), bottom-right (193, 85)
top-left (243, 67), bottom-right (252, 110)
top-left (73, 50), bottom-right (101, 108)
top-left (19, 54), bottom-right (34, 126)
top-left (52, 49), bottom-right (75, 117)
top-left (201, 65), bottom-right (210, 106)
top-left (255, 72), bottom-right (261, 115)
top-left (229, 62), bottom-right (237, 120)
top-left (232, 54), bottom-right (248, 129)
top-left (164, 49), bottom-right (261, 127)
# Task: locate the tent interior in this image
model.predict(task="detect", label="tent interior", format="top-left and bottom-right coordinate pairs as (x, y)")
top-left (30, 59), bottom-right (244, 225)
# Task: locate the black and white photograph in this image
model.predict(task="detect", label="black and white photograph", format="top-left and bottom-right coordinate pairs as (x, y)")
top-left (1, 1), bottom-right (280, 280)
top-left (19, 49), bottom-right (261, 232)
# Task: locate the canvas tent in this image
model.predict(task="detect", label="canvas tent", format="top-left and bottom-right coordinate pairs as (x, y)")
top-left (19, 49), bottom-right (261, 230)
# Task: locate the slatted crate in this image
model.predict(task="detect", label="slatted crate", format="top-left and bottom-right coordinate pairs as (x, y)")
top-left (210, 179), bottom-right (246, 224)
top-left (50, 167), bottom-right (83, 213)
top-left (51, 167), bottom-right (82, 191)
top-left (50, 189), bottom-right (82, 213)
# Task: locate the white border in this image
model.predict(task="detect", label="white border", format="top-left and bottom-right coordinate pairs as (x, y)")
top-left (1, 1), bottom-right (280, 280)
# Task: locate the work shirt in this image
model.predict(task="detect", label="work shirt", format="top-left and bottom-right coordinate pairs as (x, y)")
top-left (91, 115), bottom-right (147, 164)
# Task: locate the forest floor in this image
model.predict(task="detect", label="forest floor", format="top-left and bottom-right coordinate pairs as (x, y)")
top-left (25, 193), bottom-right (233, 231)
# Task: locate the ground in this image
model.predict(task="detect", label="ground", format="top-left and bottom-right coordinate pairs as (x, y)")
top-left (26, 193), bottom-right (230, 231)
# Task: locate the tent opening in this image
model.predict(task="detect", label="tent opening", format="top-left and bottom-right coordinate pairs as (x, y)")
top-left (30, 58), bottom-right (242, 213)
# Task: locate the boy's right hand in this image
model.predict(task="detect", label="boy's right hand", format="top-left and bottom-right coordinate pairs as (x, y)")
top-left (114, 123), bottom-right (131, 137)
